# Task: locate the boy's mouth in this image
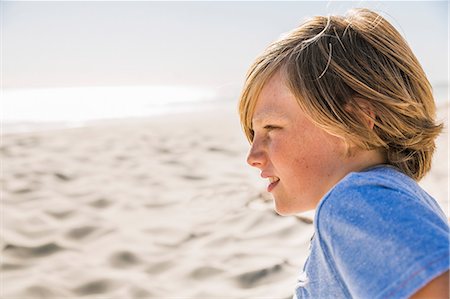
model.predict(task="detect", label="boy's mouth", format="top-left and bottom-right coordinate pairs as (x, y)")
top-left (267, 176), bottom-right (280, 192)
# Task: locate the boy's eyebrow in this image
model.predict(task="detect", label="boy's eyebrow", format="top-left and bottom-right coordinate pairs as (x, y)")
top-left (252, 112), bottom-right (289, 126)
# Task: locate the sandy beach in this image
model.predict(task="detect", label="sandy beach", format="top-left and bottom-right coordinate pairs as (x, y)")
top-left (1, 103), bottom-right (448, 299)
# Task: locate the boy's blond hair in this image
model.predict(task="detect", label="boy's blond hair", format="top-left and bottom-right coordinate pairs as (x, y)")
top-left (239, 8), bottom-right (442, 181)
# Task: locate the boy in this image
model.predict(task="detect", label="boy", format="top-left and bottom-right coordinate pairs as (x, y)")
top-left (239, 8), bottom-right (449, 298)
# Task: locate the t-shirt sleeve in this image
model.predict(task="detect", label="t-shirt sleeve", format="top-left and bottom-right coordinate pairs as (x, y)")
top-left (316, 176), bottom-right (449, 299)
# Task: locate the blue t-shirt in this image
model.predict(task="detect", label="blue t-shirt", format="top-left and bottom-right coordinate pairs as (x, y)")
top-left (294, 165), bottom-right (449, 299)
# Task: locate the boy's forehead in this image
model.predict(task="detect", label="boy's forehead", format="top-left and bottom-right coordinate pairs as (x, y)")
top-left (251, 109), bottom-right (289, 125)
top-left (252, 92), bottom-right (293, 121)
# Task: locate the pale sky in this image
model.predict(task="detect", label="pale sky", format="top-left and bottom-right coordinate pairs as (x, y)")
top-left (2, 1), bottom-right (448, 91)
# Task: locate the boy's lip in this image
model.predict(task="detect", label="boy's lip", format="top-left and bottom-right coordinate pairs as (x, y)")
top-left (261, 172), bottom-right (280, 192)
top-left (267, 179), bottom-right (280, 192)
top-left (261, 171), bottom-right (276, 179)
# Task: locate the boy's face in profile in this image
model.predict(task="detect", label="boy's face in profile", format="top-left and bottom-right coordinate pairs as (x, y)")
top-left (247, 72), bottom-right (348, 215)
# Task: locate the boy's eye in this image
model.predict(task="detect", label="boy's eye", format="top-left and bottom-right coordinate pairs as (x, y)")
top-left (264, 125), bottom-right (279, 130)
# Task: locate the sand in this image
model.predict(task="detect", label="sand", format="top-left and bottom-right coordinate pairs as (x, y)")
top-left (1, 103), bottom-right (447, 299)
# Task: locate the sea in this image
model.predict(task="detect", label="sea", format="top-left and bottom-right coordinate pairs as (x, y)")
top-left (1, 85), bottom-right (238, 134)
top-left (2, 83), bottom-right (448, 134)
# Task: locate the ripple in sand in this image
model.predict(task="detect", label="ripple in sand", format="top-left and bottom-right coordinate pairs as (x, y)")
top-left (72, 279), bottom-right (119, 296)
top-left (11, 136), bottom-right (37, 148)
top-left (190, 266), bottom-right (224, 279)
top-left (115, 154), bottom-right (129, 161)
top-left (23, 285), bottom-right (59, 299)
top-left (45, 209), bottom-right (75, 220)
top-left (295, 215), bottom-right (314, 224)
top-left (155, 146), bottom-right (171, 154)
top-left (180, 174), bottom-right (205, 181)
top-left (1, 261), bottom-right (31, 271)
top-left (53, 172), bottom-right (73, 181)
top-left (3, 242), bottom-right (64, 258)
top-left (203, 235), bottom-right (238, 248)
top-left (12, 172), bottom-right (27, 179)
top-left (12, 227), bottom-right (59, 241)
top-left (161, 159), bottom-right (181, 166)
top-left (145, 260), bottom-right (173, 274)
top-left (151, 231), bottom-right (203, 248)
top-left (64, 225), bottom-right (113, 241)
top-left (207, 146), bottom-right (236, 156)
top-left (233, 262), bottom-right (286, 289)
top-left (8, 185), bottom-right (36, 194)
top-left (245, 191), bottom-right (277, 212)
top-left (0, 145), bottom-right (11, 156)
top-left (65, 225), bottom-right (97, 240)
top-left (109, 250), bottom-right (141, 268)
top-left (143, 200), bottom-right (179, 208)
top-left (88, 197), bottom-right (113, 209)
top-left (129, 286), bottom-right (154, 298)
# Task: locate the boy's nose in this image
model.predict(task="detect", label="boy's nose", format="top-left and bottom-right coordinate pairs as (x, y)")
top-left (246, 144), bottom-right (266, 169)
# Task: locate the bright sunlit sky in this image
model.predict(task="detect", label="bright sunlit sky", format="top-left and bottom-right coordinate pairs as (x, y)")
top-left (2, 1), bottom-right (449, 92)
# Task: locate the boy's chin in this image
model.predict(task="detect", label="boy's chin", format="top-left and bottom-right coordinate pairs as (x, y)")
top-left (274, 198), bottom-right (314, 216)
top-left (274, 203), bottom-right (303, 216)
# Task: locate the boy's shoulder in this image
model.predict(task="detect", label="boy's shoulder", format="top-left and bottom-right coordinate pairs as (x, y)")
top-left (309, 165), bottom-right (449, 299)
top-left (317, 165), bottom-right (436, 218)
top-left (326, 164), bottom-right (418, 201)
top-left (314, 164), bottom-right (447, 239)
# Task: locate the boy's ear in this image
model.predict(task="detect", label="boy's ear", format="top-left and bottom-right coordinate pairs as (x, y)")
top-left (345, 98), bottom-right (376, 130)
